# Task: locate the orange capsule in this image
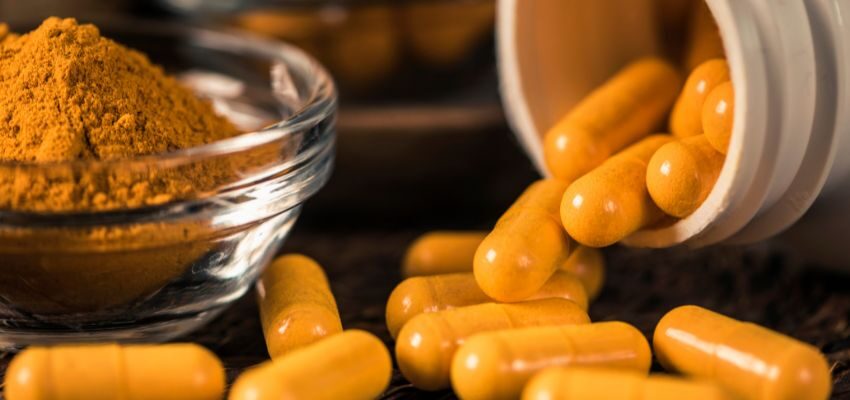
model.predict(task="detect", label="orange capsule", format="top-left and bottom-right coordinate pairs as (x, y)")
top-left (703, 81), bottom-right (734, 154)
top-left (402, 228), bottom-right (605, 299)
top-left (561, 135), bottom-right (673, 247)
top-left (685, 1), bottom-right (726, 71)
top-left (451, 322), bottom-right (652, 400)
top-left (647, 135), bottom-right (725, 218)
top-left (561, 245), bottom-right (605, 300)
top-left (5, 343), bottom-right (224, 400)
top-left (403, 229), bottom-right (604, 300)
top-left (385, 271), bottom-right (588, 338)
top-left (474, 179), bottom-right (571, 302)
top-left (402, 231), bottom-right (488, 277)
top-left (543, 58), bottom-right (681, 181)
top-left (654, 305), bottom-right (831, 400)
top-left (258, 254), bottom-right (342, 358)
top-left (670, 59), bottom-right (730, 138)
top-left (395, 298), bottom-right (589, 390)
top-left (229, 330), bottom-right (392, 400)
top-left (522, 367), bottom-right (731, 400)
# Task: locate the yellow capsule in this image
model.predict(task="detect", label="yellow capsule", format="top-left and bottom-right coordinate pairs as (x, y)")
top-left (522, 367), bottom-right (731, 400)
top-left (685, 1), bottom-right (726, 71)
top-left (386, 271), bottom-right (588, 339)
top-left (230, 330), bottom-right (391, 400)
top-left (258, 254), bottom-right (342, 359)
top-left (451, 321), bottom-right (652, 400)
top-left (474, 179), bottom-right (571, 302)
top-left (561, 135), bottom-right (673, 247)
top-left (403, 231), bottom-right (488, 277)
top-left (396, 298), bottom-right (589, 390)
top-left (405, 229), bottom-right (604, 300)
top-left (5, 343), bottom-right (224, 400)
top-left (543, 58), bottom-right (681, 181)
top-left (647, 135), bottom-right (725, 218)
top-left (561, 245), bottom-right (605, 300)
top-left (654, 305), bottom-right (832, 400)
top-left (670, 59), bottom-right (730, 138)
top-left (703, 81), bottom-right (735, 154)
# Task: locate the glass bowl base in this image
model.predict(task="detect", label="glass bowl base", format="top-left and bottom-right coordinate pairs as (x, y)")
top-left (0, 306), bottom-right (227, 349)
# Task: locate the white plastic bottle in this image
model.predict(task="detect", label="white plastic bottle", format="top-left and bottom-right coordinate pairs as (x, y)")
top-left (497, 0), bottom-right (850, 252)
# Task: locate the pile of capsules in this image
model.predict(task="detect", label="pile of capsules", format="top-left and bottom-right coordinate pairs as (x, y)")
top-left (393, 230), bottom-right (831, 400)
top-left (548, 56), bottom-right (732, 250)
top-left (0, 58), bottom-right (833, 400)
top-left (382, 55), bottom-right (831, 400)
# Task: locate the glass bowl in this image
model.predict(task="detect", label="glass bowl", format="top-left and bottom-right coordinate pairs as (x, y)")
top-left (0, 19), bottom-right (336, 345)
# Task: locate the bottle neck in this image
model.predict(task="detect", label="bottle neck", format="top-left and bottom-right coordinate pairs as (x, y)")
top-left (725, 0), bottom-right (850, 244)
top-left (627, 0), bottom-right (823, 247)
top-left (818, 0), bottom-right (850, 195)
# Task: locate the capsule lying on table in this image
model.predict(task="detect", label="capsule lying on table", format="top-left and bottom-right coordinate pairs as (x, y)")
top-left (257, 254), bottom-right (342, 358)
top-left (522, 367), bottom-right (731, 400)
top-left (396, 298), bottom-right (589, 390)
top-left (403, 231), bottom-right (489, 277)
top-left (230, 330), bottom-right (392, 400)
top-left (654, 305), bottom-right (831, 400)
top-left (385, 270), bottom-right (587, 338)
top-left (562, 245), bottom-right (605, 299)
top-left (474, 179), bottom-right (572, 302)
top-left (5, 343), bottom-right (225, 400)
top-left (451, 321), bottom-right (651, 400)
top-left (402, 229), bottom-right (606, 299)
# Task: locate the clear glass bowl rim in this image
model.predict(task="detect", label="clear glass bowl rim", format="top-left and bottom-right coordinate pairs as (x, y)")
top-left (0, 18), bottom-right (337, 221)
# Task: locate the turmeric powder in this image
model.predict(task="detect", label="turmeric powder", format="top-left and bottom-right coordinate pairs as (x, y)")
top-left (0, 18), bottom-right (254, 315)
top-left (0, 17), bottom-right (241, 212)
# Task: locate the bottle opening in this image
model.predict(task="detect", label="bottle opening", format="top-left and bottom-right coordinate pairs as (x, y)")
top-left (499, 0), bottom-right (835, 248)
